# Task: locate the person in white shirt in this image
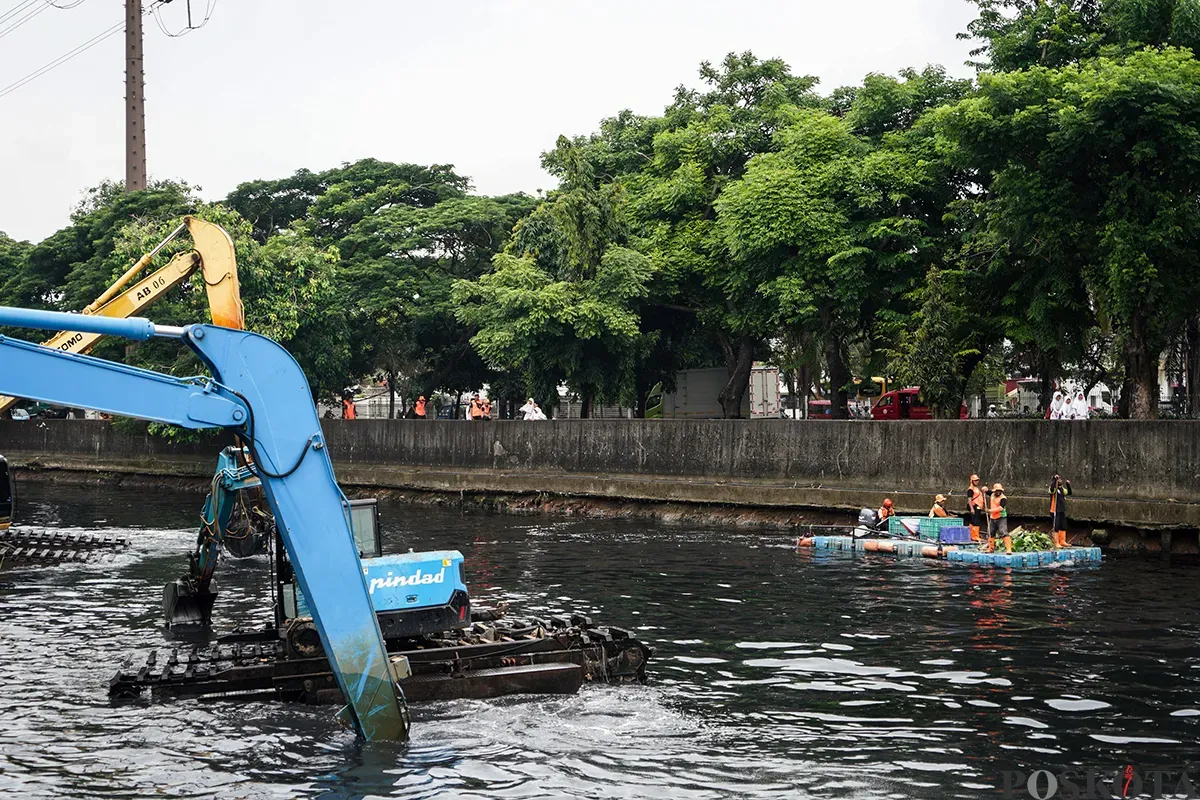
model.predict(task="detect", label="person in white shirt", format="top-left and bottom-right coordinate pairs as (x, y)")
top-left (521, 398), bottom-right (538, 420)
top-left (1048, 391), bottom-right (1065, 420)
top-left (1072, 391), bottom-right (1089, 419)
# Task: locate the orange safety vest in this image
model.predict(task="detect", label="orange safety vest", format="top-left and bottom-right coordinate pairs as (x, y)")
top-left (879, 506), bottom-right (894, 520)
top-left (342, 399), bottom-right (357, 420)
top-left (969, 485), bottom-right (985, 511)
top-left (469, 400), bottom-right (483, 418)
top-left (930, 504), bottom-right (947, 518)
top-left (990, 494), bottom-right (1007, 520)
top-left (415, 399), bottom-right (427, 417)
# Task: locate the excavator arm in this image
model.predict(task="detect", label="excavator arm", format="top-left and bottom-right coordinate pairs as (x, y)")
top-left (168, 445), bottom-right (265, 627)
top-left (0, 306), bottom-right (408, 742)
top-left (0, 216), bottom-right (244, 416)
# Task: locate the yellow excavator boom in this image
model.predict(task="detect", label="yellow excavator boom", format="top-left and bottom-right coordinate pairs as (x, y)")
top-left (0, 216), bottom-right (244, 415)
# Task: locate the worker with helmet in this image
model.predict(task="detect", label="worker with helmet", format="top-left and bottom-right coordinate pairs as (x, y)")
top-left (878, 498), bottom-right (895, 525)
top-left (928, 494), bottom-right (948, 518)
top-left (986, 483), bottom-right (1011, 554)
top-left (1049, 473), bottom-right (1072, 549)
top-left (966, 474), bottom-right (985, 542)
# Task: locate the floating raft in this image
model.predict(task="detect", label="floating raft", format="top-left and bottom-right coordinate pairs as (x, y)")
top-left (798, 535), bottom-right (1102, 568)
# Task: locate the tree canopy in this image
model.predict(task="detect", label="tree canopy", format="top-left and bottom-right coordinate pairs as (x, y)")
top-left (6, 6), bottom-right (1200, 420)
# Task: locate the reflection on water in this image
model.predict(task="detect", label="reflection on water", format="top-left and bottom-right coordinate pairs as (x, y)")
top-left (2, 483), bottom-right (1199, 798)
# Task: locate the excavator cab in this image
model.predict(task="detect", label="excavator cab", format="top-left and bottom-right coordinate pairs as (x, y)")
top-left (0, 455), bottom-right (12, 530)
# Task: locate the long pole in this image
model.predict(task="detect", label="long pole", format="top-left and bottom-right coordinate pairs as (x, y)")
top-left (125, 0), bottom-right (146, 190)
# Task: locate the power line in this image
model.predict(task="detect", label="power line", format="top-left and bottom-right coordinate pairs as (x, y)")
top-left (0, 1), bottom-right (39, 26)
top-left (151, 0), bottom-right (215, 38)
top-left (0, 0), bottom-right (90, 43)
top-left (0, 0), bottom-right (173, 102)
top-left (0, 0), bottom-right (50, 41)
top-left (0, 20), bottom-right (121, 99)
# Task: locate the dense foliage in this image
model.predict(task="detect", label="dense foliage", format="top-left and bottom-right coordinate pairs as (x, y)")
top-left (4, 1), bottom-right (1200, 419)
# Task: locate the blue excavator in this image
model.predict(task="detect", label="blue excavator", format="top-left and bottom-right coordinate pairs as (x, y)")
top-left (168, 444), bottom-right (471, 641)
top-left (0, 305), bottom-right (410, 742)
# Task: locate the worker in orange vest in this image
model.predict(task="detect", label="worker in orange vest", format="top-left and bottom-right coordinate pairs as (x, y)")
top-left (341, 396), bottom-right (357, 420)
top-left (928, 494), bottom-right (948, 518)
top-left (1049, 473), bottom-right (1072, 549)
top-left (878, 498), bottom-right (895, 525)
top-left (966, 474), bottom-right (985, 543)
top-left (468, 394), bottom-right (484, 420)
top-left (414, 395), bottom-right (427, 419)
top-left (986, 483), bottom-right (1011, 554)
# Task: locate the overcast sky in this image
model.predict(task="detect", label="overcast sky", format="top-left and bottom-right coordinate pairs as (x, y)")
top-left (0, 0), bottom-right (980, 243)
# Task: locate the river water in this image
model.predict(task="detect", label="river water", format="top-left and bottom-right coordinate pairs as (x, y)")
top-left (1, 484), bottom-right (1199, 799)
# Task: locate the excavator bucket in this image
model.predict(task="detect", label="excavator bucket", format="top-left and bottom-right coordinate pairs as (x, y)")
top-left (163, 580), bottom-right (217, 629)
top-left (186, 217), bottom-right (244, 330)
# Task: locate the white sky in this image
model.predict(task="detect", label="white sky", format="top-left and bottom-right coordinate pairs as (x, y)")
top-left (0, 0), bottom-right (979, 243)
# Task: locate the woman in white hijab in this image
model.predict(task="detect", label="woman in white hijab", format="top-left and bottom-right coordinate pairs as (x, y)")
top-left (1049, 391), bottom-right (1065, 420)
top-left (1073, 390), bottom-right (1089, 419)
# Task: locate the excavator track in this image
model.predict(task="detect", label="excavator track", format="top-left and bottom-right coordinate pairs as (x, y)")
top-left (110, 613), bottom-right (651, 705)
top-left (0, 526), bottom-right (130, 567)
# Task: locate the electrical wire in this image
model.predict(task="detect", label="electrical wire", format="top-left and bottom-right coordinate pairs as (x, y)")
top-left (0, 0), bottom-right (176, 101)
top-left (0, 0), bottom-right (50, 41)
top-left (0, 20), bottom-right (121, 99)
top-left (152, 0), bottom-right (215, 38)
top-left (43, 0), bottom-right (87, 9)
top-left (0, 1), bottom-right (39, 27)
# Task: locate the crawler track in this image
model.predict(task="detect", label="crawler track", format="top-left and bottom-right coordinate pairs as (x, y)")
top-left (111, 613), bottom-right (651, 705)
top-left (0, 526), bottom-right (130, 567)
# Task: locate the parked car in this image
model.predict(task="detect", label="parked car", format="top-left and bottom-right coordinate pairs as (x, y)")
top-left (806, 400), bottom-right (832, 419)
top-left (871, 388), bottom-right (968, 420)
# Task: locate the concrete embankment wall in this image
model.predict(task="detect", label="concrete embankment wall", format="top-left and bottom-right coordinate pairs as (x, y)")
top-left (2, 419), bottom-right (1199, 533)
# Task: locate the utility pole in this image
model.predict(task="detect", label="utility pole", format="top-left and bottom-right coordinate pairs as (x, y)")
top-left (125, 0), bottom-right (146, 190)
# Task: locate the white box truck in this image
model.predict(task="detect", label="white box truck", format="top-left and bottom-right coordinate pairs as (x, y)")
top-left (650, 365), bottom-right (780, 418)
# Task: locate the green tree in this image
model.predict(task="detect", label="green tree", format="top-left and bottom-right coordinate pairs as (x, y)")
top-left (619, 53), bottom-right (822, 416)
top-left (340, 193), bottom-right (535, 413)
top-left (937, 47), bottom-right (1200, 417)
top-left (891, 268), bottom-right (982, 417)
top-left (100, 205), bottom-right (350, 400)
top-left (963, 0), bottom-right (1200, 71)
top-left (2, 180), bottom-right (198, 313)
top-left (453, 138), bottom-right (653, 414)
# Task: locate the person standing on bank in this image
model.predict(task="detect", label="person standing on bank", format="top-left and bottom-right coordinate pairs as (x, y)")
top-left (414, 395), bottom-right (427, 419)
top-left (986, 483), bottom-right (1011, 554)
top-left (1049, 474), bottom-right (1072, 549)
top-left (468, 394), bottom-right (484, 421)
top-left (966, 474), bottom-right (986, 543)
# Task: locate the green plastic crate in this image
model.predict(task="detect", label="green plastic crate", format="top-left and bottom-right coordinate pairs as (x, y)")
top-left (887, 517), bottom-right (925, 537)
top-left (917, 516), bottom-right (965, 541)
